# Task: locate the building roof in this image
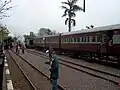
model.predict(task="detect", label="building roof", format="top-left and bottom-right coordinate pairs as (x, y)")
top-left (62, 24), bottom-right (120, 36)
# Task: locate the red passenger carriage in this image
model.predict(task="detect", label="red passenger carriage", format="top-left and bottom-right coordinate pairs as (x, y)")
top-left (33, 34), bottom-right (60, 51)
top-left (32, 24), bottom-right (120, 63)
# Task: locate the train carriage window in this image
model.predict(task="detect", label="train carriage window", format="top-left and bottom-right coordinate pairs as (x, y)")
top-left (71, 38), bottom-right (74, 42)
top-left (97, 35), bottom-right (101, 42)
top-left (86, 36), bottom-right (87, 42)
top-left (64, 38), bottom-right (66, 42)
top-left (77, 37), bottom-right (80, 42)
top-left (68, 38), bottom-right (70, 42)
top-left (87, 36), bottom-right (89, 42)
top-left (64, 38), bottom-right (65, 42)
top-left (66, 38), bottom-right (68, 42)
top-left (72, 37), bottom-right (74, 42)
top-left (69, 38), bottom-right (71, 42)
top-left (113, 35), bottom-right (120, 43)
top-left (63, 38), bottom-right (65, 42)
top-left (81, 36), bottom-right (86, 42)
top-left (103, 35), bottom-right (107, 42)
top-left (79, 37), bottom-right (81, 42)
top-left (81, 37), bottom-right (84, 42)
top-left (70, 38), bottom-right (73, 42)
top-left (92, 36), bottom-right (96, 42)
top-left (67, 38), bottom-right (69, 42)
top-left (65, 38), bottom-right (67, 42)
top-left (84, 36), bottom-right (86, 42)
top-left (74, 37), bottom-right (77, 42)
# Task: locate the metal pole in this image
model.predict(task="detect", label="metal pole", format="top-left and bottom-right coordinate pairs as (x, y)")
top-left (83, 0), bottom-right (85, 12)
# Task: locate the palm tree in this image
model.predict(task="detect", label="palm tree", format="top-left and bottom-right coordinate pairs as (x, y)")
top-left (61, 0), bottom-right (82, 32)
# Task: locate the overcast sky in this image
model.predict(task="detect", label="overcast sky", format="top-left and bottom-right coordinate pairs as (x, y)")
top-left (1, 0), bottom-right (120, 36)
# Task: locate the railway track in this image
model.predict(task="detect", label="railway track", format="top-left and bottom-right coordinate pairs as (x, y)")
top-left (7, 50), bottom-right (36, 90)
top-left (26, 49), bottom-right (120, 85)
top-left (9, 50), bottom-right (64, 90)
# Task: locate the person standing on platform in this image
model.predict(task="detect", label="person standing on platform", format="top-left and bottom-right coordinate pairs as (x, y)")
top-left (16, 44), bottom-right (18, 53)
top-left (17, 45), bottom-right (20, 54)
top-left (21, 44), bottom-right (25, 54)
top-left (0, 49), bottom-right (5, 60)
top-left (49, 51), bottom-right (59, 90)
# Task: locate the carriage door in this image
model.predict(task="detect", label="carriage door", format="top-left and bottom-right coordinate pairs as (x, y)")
top-left (100, 34), bottom-right (107, 53)
top-left (106, 31), bottom-right (113, 52)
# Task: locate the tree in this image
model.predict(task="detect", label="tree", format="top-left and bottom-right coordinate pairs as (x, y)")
top-left (4, 36), bottom-right (12, 43)
top-left (61, 0), bottom-right (83, 32)
top-left (0, 0), bottom-right (13, 19)
top-left (0, 25), bottom-right (9, 42)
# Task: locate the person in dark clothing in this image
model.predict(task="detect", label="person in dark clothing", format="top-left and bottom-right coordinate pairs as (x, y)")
top-left (0, 49), bottom-right (5, 59)
top-left (16, 44), bottom-right (18, 53)
top-left (49, 51), bottom-right (59, 90)
top-left (21, 44), bottom-right (25, 54)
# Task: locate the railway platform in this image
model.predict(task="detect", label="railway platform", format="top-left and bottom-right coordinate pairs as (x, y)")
top-left (1, 56), bottom-right (14, 90)
top-left (3, 49), bottom-right (63, 90)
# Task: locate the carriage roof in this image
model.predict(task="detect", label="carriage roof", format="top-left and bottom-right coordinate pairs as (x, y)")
top-left (35, 24), bottom-right (120, 39)
top-left (36, 34), bottom-right (60, 39)
top-left (62, 24), bottom-right (120, 36)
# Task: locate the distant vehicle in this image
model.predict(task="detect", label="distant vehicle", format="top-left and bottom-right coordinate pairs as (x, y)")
top-left (26, 24), bottom-right (120, 64)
